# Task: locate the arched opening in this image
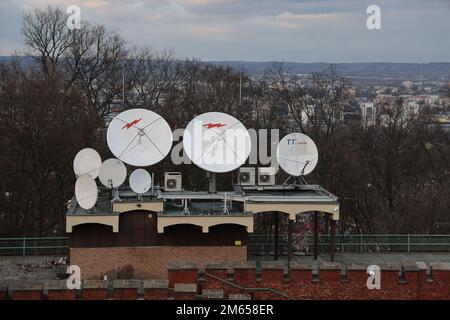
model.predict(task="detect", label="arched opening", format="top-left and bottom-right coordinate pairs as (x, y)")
top-left (250, 211), bottom-right (290, 260)
top-left (249, 211), bottom-right (337, 262)
top-left (71, 223), bottom-right (114, 247)
top-left (162, 224), bottom-right (203, 245)
top-left (208, 224), bottom-right (248, 246)
top-left (118, 210), bottom-right (158, 246)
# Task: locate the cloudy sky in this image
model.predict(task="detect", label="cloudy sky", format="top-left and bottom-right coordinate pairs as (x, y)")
top-left (1, 0), bottom-right (450, 62)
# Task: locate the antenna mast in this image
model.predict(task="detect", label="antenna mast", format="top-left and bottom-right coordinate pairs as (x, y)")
top-left (239, 73), bottom-right (242, 106)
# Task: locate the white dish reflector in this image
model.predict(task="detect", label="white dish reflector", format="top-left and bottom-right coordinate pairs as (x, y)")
top-left (75, 174), bottom-right (98, 210)
top-left (276, 133), bottom-right (318, 176)
top-left (98, 158), bottom-right (127, 188)
top-left (73, 148), bottom-right (102, 179)
top-left (129, 168), bottom-right (152, 194)
top-left (107, 108), bottom-right (173, 167)
top-left (183, 112), bottom-right (252, 173)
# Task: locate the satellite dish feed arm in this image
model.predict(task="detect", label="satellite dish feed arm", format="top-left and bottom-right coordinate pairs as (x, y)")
top-left (301, 160), bottom-right (311, 176)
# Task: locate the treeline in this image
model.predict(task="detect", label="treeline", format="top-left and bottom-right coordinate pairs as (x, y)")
top-left (0, 6), bottom-right (448, 236)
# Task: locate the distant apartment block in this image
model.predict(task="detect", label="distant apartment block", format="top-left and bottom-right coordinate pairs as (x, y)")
top-left (360, 102), bottom-right (376, 127)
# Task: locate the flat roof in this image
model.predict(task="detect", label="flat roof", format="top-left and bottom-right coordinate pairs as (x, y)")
top-left (68, 184), bottom-right (338, 216)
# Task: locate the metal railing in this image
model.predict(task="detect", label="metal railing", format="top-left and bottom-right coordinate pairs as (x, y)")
top-left (0, 237), bottom-right (69, 256)
top-left (248, 234), bottom-right (450, 255)
top-left (205, 272), bottom-right (295, 300)
top-left (1, 234), bottom-right (450, 256)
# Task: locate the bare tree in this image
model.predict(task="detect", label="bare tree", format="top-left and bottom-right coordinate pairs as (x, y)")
top-left (0, 59), bottom-right (100, 235)
top-left (22, 6), bottom-right (71, 75)
top-left (266, 63), bottom-right (352, 140)
top-left (124, 48), bottom-right (179, 110)
top-left (63, 23), bottom-right (128, 119)
top-left (22, 6), bottom-right (129, 120)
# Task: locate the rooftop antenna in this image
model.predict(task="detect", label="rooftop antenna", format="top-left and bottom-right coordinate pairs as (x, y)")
top-left (276, 132), bottom-right (319, 185)
top-left (151, 172), bottom-right (155, 197)
top-left (183, 112), bottom-right (252, 194)
top-left (106, 108), bottom-right (173, 167)
top-left (222, 192), bottom-right (230, 215)
top-left (122, 59), bottom-right (125, 106)
top-left (239, 73), bottom-right (242, 106)
top-left (183, 198), bottom-right (190, 215)
top-left (99, 158), bottom-right (127, 202)
top-left (207, 172), bottom-right (217, 193)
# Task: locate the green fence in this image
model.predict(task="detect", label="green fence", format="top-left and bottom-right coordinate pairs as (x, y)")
top-left (1, 235), bottom-right (450, 256)
top-left (248, 234), bottom-right (450, 255)
top-left (0, 237), bottom-right (69, 256)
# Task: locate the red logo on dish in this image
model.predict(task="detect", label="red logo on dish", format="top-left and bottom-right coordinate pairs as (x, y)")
top-left (122, 118), bottom-right (143, 129)
top-left (203, 123), bottom-right (226, 129)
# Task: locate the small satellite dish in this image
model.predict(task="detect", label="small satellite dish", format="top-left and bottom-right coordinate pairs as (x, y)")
top-left (183, 112), bottom-right (252, 173)
top-left (73, 148), bottom-right (102, 179)
top-left (276, 133), bottom-right (318, 176)
top-left (129, 168), bottom-right (152, 194)
top-left (75, 174), bottom-right (98, 210)
top-left (106, 108), bottom-right (173, 167)
top-left (98, 158), bottom-right (127, 188)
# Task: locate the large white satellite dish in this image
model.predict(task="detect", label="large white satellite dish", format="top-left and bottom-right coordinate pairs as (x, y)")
top-left (106, 108), bottom-right (173, 167)
top-left (183, 112), bottom-right (252, 173)
top-left (129, 169), bottom-right (152, 194)
top-left (276, 133), bottom-right (319, 176)
top-left (73, 148), bottom-right (102, 179)
top-left (75, 174), bottom-right (98, 210)
top-left (98, 158), bottom-right (127, 188)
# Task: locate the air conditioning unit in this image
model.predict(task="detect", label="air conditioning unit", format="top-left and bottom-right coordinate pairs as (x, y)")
top-left (239, 167), bottom-right (256, 186)
top-left (164, 172), bottom-right (182, 191)
top-left (258, 167), bottom-right (276, 186)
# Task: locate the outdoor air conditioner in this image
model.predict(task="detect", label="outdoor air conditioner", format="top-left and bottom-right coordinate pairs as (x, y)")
top-left (239, 167), bottom-right (256, 186)
top-left (258, 167), bottom-right (276, 186)
top-left (164, 172), bottom-right (182, 191)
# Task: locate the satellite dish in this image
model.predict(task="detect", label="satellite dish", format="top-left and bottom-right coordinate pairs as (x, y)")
top-left (183, 112), bottom-right (251, 173)
top-left (276, 133), bottom-right (318, 176)
top-left (98, 158), bottom-right (127, 188)
top-left (73, 148), bottom-right (102, 179)
top-left (75, 174), bottom-right (98, 210)
top-left (106, 108), bottom-right (173, 167)
top-left (129, 169), bottom-right (152, 194)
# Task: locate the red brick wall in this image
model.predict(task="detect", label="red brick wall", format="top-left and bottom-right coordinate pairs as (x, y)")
top-left (70, 246), bottom-right (247, 279)
top-left (3, 261), bottom-right (450, 300)
top-left (113, 288), bottom-right (138, 300)
top-left (173, 292), bottom-right (196, 300)
top-left (12, 291), bottom-right (43, 300)
top-left (174, 262), bottom-right (450, 300)
top-left (47, 290), bottom-right (76, 300)
top-left (144, 288), bottom-right (167, 300)
top-left (82, 289), bottom-right (108, 300)
top-left (168, 268), bottom-right (198, 287)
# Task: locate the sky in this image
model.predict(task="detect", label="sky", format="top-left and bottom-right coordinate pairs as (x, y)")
top-left (1, 0), bottom-right (450, 62)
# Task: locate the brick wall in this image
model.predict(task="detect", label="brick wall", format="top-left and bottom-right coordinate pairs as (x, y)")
top-left (2, 279), bottom-right (169, 300)
top-left (70, 246), bottom-right (247, 279)
top-left (2, 261), bottom-right (450, 300)
top-left (170, 261), bottom-right (450, 300)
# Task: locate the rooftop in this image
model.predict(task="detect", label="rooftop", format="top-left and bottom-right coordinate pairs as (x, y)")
top-left (67, 184), bottom-right (339, 217)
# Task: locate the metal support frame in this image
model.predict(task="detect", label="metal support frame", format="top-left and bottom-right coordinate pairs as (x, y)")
top-left (274, 212), bottom-right (279, 260)
top-left (313, 211), bottom-right (318, 260)
top-left (282, 175), bottom-right (309, 186)
top-left (330, 219), bottom-right (336, 262)
top-left (287, 219), bottom-right (293, 262)
top-left (208, 172), bottom-right (217, 193)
